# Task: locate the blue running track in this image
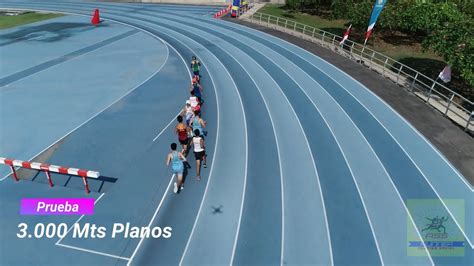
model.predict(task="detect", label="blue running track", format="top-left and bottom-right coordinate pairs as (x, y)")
top-left (0, 1), bottom-right (472, 265)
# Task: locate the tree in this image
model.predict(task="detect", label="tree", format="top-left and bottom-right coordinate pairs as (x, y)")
top-left (423, 17), bottom-right (474, 88)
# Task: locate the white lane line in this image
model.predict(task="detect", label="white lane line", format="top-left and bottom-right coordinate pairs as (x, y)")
top-left (234, 29), bottom-right (431, 262)
top-left (56, 243), bottom-right (130, 261)
top-left (152, 112), bottom-right (181, 142)
top-left (219, 52), bottom-right (284, 266)
top-left (223, 20), bottom-right (474, 192)
top-left (247, 44), bottom-right (383, 264)
top-left (1, 6), bottom-right (201, 261)
top-left (300, 55), bottom-right (474, 250)
top-left (55, 192), bottom-right (105, 245)
top-left (259, 40), bottom-right (428, 262)
top-left (56, 244), bottom-right (130, 261)
top-left (127, 174), bottom-right (175, 266)
top-left (158, 37), bottom-right (248, 266)
top-left (193, 21), bottom-right (334, 266)
top-left (224, 21), bottom-right (472, 249)
top-left (0, 7), bottom-right (171, 182)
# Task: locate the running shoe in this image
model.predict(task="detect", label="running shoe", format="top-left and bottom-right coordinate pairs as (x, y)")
top-left (173, 182), bottom-right (178, 193)
top-left (203, 162), bottom-right (207, 168)
top-left (197, 176), bottom-right (201, 181)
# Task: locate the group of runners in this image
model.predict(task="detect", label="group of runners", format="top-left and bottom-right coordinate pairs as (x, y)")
top-left (166, 56), bottom-right (208, 194)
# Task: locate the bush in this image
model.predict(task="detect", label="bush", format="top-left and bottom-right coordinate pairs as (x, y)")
top-left (423, 17), bottom-right (474, 88)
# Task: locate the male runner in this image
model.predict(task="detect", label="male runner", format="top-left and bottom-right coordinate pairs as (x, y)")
top-left (190, 56), bottom-right (201, 76)
top-left (166, 143), bottom-right (186, 193)
top-left (175, 115), bottom-right (190, 154)
top-left (190, 110), bottom-right (207, 138)
top-left (190, 79), bottom-right (203, 105)
top-left (181, 100), bottom-right (194, 126)
top-left (189, 91), bottom-right (200, 111)
top-left (192, 129), bottom-right (206, 180)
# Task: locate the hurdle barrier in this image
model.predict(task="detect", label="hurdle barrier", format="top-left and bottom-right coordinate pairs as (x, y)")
top-left (0, 157), bottom-right (100, 194)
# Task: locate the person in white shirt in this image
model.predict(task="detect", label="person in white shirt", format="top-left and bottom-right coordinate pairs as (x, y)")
top-left (191, 129), bottom-right (206, 181)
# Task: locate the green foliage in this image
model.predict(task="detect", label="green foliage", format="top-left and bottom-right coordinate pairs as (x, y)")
top-left (280, 0), bottom-right (474, 88)
top-left (423, 17), bottom-right (474, 87)
top-left (346, 0), bottom-right (371, 28)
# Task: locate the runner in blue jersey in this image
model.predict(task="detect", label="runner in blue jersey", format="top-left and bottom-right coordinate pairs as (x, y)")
top-left (166, 143), bottom-right (187, 193)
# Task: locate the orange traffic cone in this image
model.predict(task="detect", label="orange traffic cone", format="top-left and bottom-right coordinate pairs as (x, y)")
top-left (91, 8), bottom-right (100, 25)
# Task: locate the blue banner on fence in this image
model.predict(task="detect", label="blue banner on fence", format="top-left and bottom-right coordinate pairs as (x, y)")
top-left (365, 0), bottom-right (387, 43)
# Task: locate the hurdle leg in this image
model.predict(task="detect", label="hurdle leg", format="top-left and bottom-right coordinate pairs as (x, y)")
top-left (82, 177), bottom-right (90, 194)
top-left (44, 171), bottom-right (54, 187)
top-left (10, 166), bottom-right (19, 181)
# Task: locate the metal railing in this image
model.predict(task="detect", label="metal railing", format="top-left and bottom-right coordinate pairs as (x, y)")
top-left (247, 12), bottom-right (474, 132)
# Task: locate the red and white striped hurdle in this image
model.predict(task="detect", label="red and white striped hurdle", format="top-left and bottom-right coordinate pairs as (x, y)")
top-left (0, 157), bottom-right (100, 194)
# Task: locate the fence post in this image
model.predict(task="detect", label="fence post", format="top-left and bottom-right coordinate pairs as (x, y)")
top-left (284, 19), bottom-right (287, 29)
top-left (382, 58), bottom-right (388, 77)
top-left (276, 17), bottom-right (279, 27)
top-left (350, 42), bottom-right (355, 55)
top-left (267, 15), bottom-right (270, 26)
top-left (466, 111), bottom-right (474, 131)
top-left (427, 79), bottom-right (437, 103)
top-left (396, 64), bottom-right (403, 85)
top-left (332, 35), bottom-right (336, 46)
top-left (312, 27), bottom-right (316, 38)
top-left (370, 51), bottom-right (375, 69)
top-left (410, 72), bottom-right (419, 92)
top-left (445, 93), bottom-right (455, 115)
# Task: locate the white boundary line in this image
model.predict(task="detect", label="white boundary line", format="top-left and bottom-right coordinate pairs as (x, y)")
top-left (234, 29), bottom-right (429, 262)
top-left (219, 18), bottom-right (474, 192)
top-left (229, 20), bottom-right (444, 258)
top-left (53, 193), bottom-right (130, 261)
top-left (133, 17), bottom-right (247, 266)
top-left (217, 19), bottom-right (474, 248)
top-left (131, 11), bottom-right (273, 265)
top-left (56, 243), bottom-right (130, 261)
top-left (0, 7), bottom-right (171, 182)
top-left (126, 173), bottom-right (175, 265)
top-left (152, 112), bottom-right (182, 142)
top-left (218, 40), bottom-right (284, 266)
top-left (168, 32), bottom-right (247, 266)
top-left (288, 49), bottom-right (474, 250)
top-left (55, 192), bottom-right (105, 245)
top-left (231, 35), bottom-right (384, 265)
top-left (1, 4), bottom-right (208, 262)
top-left (224, 36), bottom-right (334, 265)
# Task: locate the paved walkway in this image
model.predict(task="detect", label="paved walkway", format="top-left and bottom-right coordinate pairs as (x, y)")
top-left (229, 17), bottom-right (474, 185)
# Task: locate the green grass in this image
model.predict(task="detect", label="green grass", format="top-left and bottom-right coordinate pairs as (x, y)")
top-left (258, 5), bottom-right (474, 101)
top-left (0, 12), bottom-right (63, 30)
top-left (258, 5), bottom-right (443, 63)
top-left (259, 4), bottom-right (347, 32)
top-left (256, 5), bottom-right (474, 99)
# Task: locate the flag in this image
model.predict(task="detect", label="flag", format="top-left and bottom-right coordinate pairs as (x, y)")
top-left (438, 65), bottom-right (451, 83)
top-left (339, 24), bottom-right (352, 46)
top-left (364, 0), bottom-right (387, 44)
